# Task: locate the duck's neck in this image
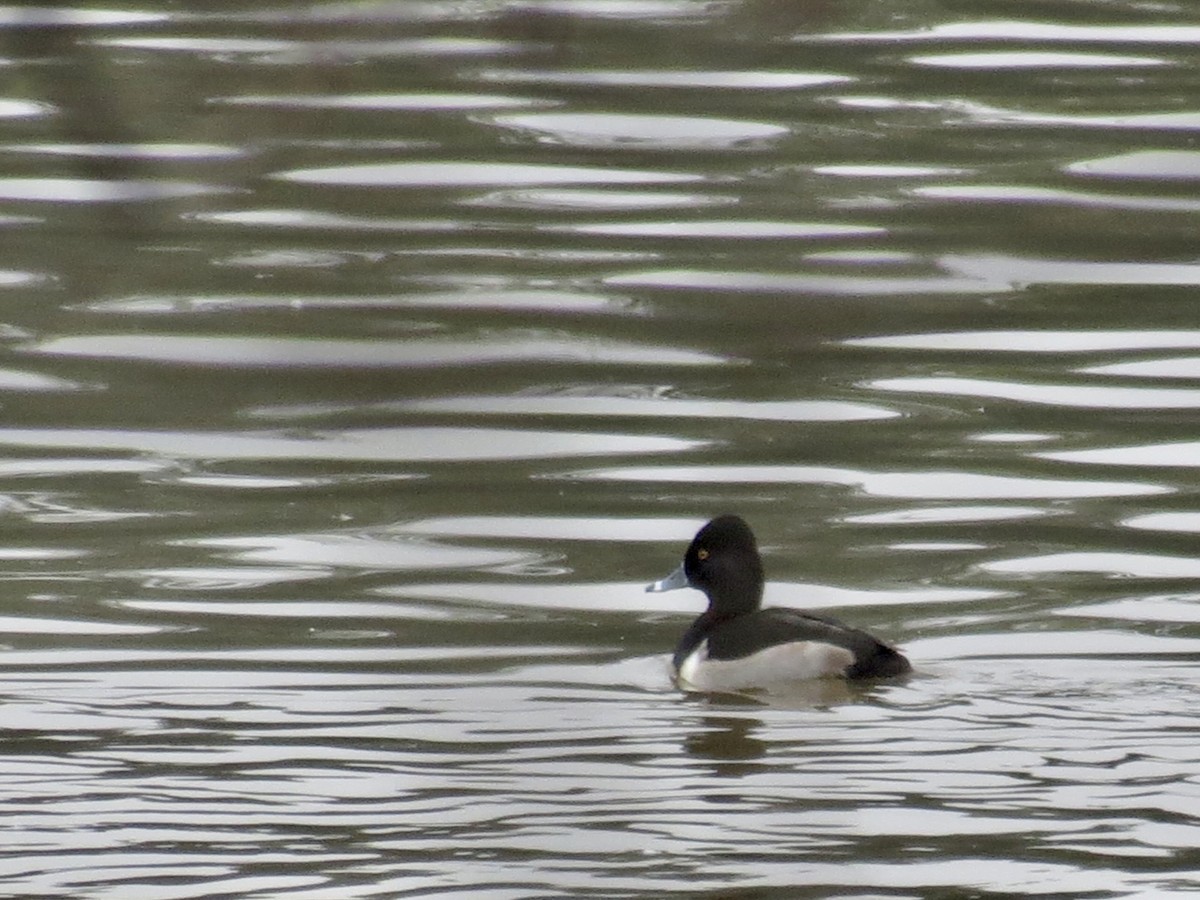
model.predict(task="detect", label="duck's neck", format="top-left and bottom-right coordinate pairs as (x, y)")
top-left (705, 559), bottom-right (763, 619)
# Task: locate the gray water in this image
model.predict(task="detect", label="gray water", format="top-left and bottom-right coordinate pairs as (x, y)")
top-left (1, 1), bottom-right (1200, 897)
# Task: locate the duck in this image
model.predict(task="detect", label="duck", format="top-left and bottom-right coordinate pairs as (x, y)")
top-left (647, 515), bottom-right (911, 692)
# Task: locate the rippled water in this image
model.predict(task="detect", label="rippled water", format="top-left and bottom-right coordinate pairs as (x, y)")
top-left (3, 1), bottom-right (1200, 897)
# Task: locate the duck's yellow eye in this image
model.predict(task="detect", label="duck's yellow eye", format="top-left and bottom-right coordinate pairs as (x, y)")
top-left (697, 548), bottom-right (709, 561)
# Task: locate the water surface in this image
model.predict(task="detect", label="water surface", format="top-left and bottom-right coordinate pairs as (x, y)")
top-left (2, 2), bottom-right (1200, 897)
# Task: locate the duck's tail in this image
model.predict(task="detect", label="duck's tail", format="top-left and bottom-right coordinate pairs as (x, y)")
top-left (847, 643), bottom-right (912, 679)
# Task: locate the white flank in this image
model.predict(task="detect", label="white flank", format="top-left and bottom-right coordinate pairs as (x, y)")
top-left (676, 639), bottom-right (854, 691)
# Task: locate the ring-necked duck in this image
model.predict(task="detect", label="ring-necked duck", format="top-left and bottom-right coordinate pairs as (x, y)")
top-left (647, 515), bottom-right (911, 691)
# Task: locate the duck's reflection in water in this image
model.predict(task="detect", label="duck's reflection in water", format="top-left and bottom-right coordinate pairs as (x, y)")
top-left (683, 714), bottom-right (770, 773)
top-left (679, 679), bottom-right (883, 774)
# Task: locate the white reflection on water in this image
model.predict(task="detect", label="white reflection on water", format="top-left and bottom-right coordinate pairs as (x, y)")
top-left (607, 268), bottom-right (1006, 295)
top-left (4, 143), bottom-right (243, 160)
top-left (0, 178), bottom-right (229, 202)
top-left (842, 505), bottom-right (1050, 524)
top-left (382, 580), bottom-right (995, 613)
top-left (382, 581), bottom-right (698, 613)
top-left (490, 112), bottom-right (789, 147)
top-left (820, 21), bottom-right (1200, 42)
top-left (910, 51), bottom-right (1165, 68)
top-left (912, 630), bottom-right (1200, 657)
top-left (1, 9), bottom-right (166, 25)
top-left (80, 290), bottom-right (623, 315)
top-left (278, 38), bottom-right (523, 59)
top-left (276, 161), bottom-right (703, 186)
top-left (565, 221), bottom-right (885, 238)
top-left (945, 253), bottom-right (1200, 286)
top-left (0, 645), bottom-right (584, 669)
top-left (478, 188), bottom-right (734, 210)
top-left (26, 333), bottom-right (725, 368)
top-left (1039, 440), bottom-right (1200, 467)
top-left (1059, 596), bottom-right (1200, 623)
top-left (560, 464), bottom-right (1165, 498)
top-left (0, 458), bottom-right (169, 477)
top-left (0, 100), bottom-right (54, 119)
top-left (394, 516), bottom-right (705, 542)
top-left (916, 183), bottom-right (1200, 212)
top-left (1, 493), bottom-right (159, 524)
top-left (401, 394), bottom-right (897, 421)
top-left (0, 616), bottom-right (167, 635)
top-left (217, 249), bottom-right (355, 270)
top-left (174, 472), bottom-right (415, 489)
top-left (847, 329), bottom-right (1200, 351)
top-left (869, 376), bottom-right (1200, 409)
top-left (1124, 512), bottom-right (1200, 533)
top-left (0, 547), bottom-right (86, 560)
top-left (128, 566), bottom-right (331, 590)
top-left (0, 426), bottom-right (704, 462)
top-left (114, 599), bottom-right (479, 621)
top-left (480, 69), bottom-right (851, 89)
top-left (765, 582), bottom-right (1001, 610)
top-left (971, 432), bottom-right (1056, 444)
top-left (514, 0), bottom-right (720, 20)
top-left (889, 541), bottom-right (985, 551)
top-left (0, 368), bottom-right (91, 392)
top-left (982, 110), bottom-right (1200, 132)
top-left (219, 92), bottom-right (538, 110)
top-left (92, 36), bottom-right (295, 53)
top-left (817, 163), bottom-right (964, 177)
top-left (401, 245), bottom-right (658, 263)
top-left (1068, 150), bottom-right (1200, 180)
top-left (984, 552), bottom-right (1200, 578)
top-left (178, 531), bottom-right (539, 571)
top-left (1083, 356), bottom-right (1200, 378)
top-left (0, 269), bottom-right (50, 286)
top-left (192, 210), bottom-right (464, 233)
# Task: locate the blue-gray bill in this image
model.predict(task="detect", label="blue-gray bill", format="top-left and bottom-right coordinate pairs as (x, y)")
top-left (646, 564), bottom-right (688, 593)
